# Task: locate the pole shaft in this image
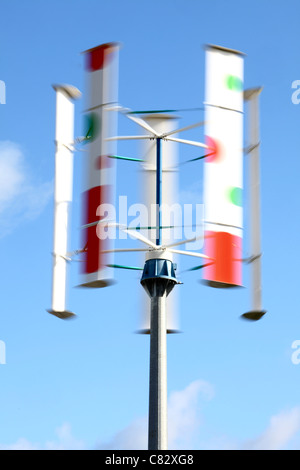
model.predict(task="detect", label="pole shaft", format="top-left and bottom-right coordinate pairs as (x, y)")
top-left (148, 293), bottom-right (168, 450)
top-left (156, 137), bottom-right (162, 245)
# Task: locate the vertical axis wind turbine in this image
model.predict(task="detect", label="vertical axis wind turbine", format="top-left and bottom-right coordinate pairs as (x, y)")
top-left (47, 42), bottom-right (266, 452)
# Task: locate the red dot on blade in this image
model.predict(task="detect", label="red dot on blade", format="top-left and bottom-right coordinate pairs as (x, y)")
top-left (205, 136), bottom-right (220, 163)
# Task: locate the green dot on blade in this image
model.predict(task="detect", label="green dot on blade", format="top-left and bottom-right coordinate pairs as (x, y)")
top-left (228, 187), bottom-right (243, 206)
top-left (226, 75), bottom-right (243, 91)
top-left (84, 112), bottom-right (100, 141)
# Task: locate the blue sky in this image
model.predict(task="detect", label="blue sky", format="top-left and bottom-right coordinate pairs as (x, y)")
top-left (0, 0), bottom-right (300, 450)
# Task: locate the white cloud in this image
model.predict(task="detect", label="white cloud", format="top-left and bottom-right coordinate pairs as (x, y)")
top-left (0, 141), bottom-right (53, 237)
top-left (0, 423), bottom-right (85, 451)
top-left (97, 379), bottom-right (214, 450)
top-left (45, 422), bottom-right (85, 450)
top-left (97, 403), bottom-right (300, 450)
top-left (96, 381), bottom-right (300, 451)
top-left (168, 379), bottom-right (214, 449)
top-left (1, 391), bottom-right (300, 450)
top-left (0, 142), bottom-right (25, 208)
top-left (242, 407), bottom-right (300, 450)
top-left (97, 416), bottom-right (148, 450)
top-left (0, 437), bottom-right (39, 450)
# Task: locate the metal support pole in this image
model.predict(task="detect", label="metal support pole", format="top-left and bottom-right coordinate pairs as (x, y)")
top-left (148, 292), bottom-right (168, 450)
top-left (141, 251), bottom-right (178, 450)
top-left (141, 127), bottom-right (177, 450)
top-left (156, 137), bottom-right (162, 246)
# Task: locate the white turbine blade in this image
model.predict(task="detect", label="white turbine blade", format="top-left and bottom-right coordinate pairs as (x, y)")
top-left (107, 104), bottom-right (131, 113)
top-left (242, 87), bottom-right (266, 321)
top-left (102, 248), bottom-right (149, 254)
top-left (161, 120), bottom-right (205, 138)
top-left (126, 114), bottom-right (160, 137)
top-left (121, 228), bottom-right (159, 249)
top-left (92, 221), bottom-right (159, 249)
top-left (203, 45), bottom-right (244, 289)
top-left (81, 217), bottom-right (114, 229)
top-left (106, 135), bottom-right (154, 141)
top-left (168, 248), bottom-right (211, 259)
top-left (49, 84), bottom-right (80, 318)
top-left (163, 233), bottom-right (204, 248)
top-left (80, 219), bottom-right (159, 250)
top-left (164, 135), bottom-right (209, 149)
top-left (80, 43), bottom-right (120, 289)
top-left (248, 89), bottom-right (263, 312)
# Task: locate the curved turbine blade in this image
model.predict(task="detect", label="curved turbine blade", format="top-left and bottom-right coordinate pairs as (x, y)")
top-left (107, 263), bottom-right (143, 271)
top-left (81, 217), bottom-right (114, 229)
top-left (126, 114), bottom-right (160, 137)
top-left (164, 233), bottom-right (204, 248)
top-left (164, 136), bottom-right (209, 149)
top-left (106, 135), bottom-right (154, 142)
top-left (108, 154), bottom-right (144, 162)
top-left (179, 262), bottom-right (214, 273)
top-left (168, 248), bottom-right (211, 259)
top-left (121, 227), bottom-right (159, 249)
top-left (102, 248), bottom-right (149, 254)
top-left (161, 120), bottom-right (205, 138)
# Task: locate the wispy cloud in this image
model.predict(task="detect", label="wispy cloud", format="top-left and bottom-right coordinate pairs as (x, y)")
top-left (1, 385), bottom-right (300, 450)
top-left (0, 437), bottom-right (39, 450)
top-left (45, 422), bottom-right (85, 450)
top-left (96, 381), bottom-right (300, 450)
top-left (168, 379), bottom-right (214, 449)
top-left (0, 423), bottom-right (86, 450)
top-left (0, 141), bottom-right (53, 237)
top-left (242, 407), bottom-right (300, 450)
top-left (97, 379), bottom-right (214, 450)
top-left (97, 416), bottom-right (148, 450)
